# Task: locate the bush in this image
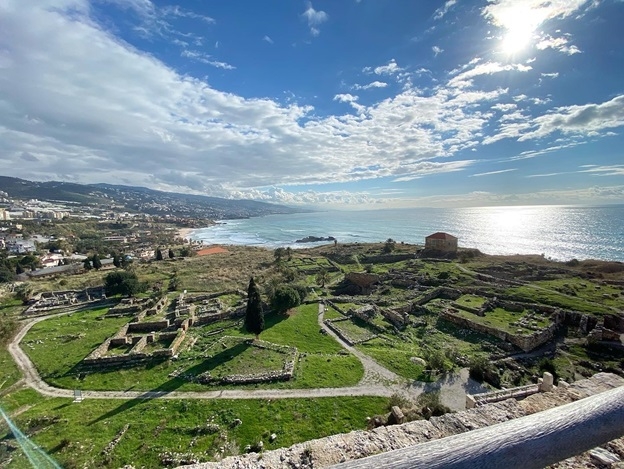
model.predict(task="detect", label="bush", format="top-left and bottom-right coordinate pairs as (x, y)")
top-left (538, 357), bottom-right (558, 382)
top-left (104, 271), bottom-right (147, 296)
top-left (270, 285), bottom-right (301, 314)
top-left (469, 356), bottom-right (500, 388)
top-left (416, 391), bottom-right (450, 419)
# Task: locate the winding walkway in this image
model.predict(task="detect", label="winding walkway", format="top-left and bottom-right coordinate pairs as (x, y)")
top-left (7, 305), bottom-right (479, 409)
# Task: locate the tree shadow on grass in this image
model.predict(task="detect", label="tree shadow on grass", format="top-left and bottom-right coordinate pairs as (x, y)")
top-left (88, 341), bottom-right (251, 425)
top-left (236, 310), bottom-right (289, 335)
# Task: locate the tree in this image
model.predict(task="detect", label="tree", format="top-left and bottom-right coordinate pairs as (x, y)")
top-left (91, 253), bottom-right (102, 270)
top-left (383, 238), bottom-right (396, 254)
top-left (244, 277), bottom-right (264, 339)
top-left (156, 248), bottom-right (164, 261)
top-left (15, 284), bottom-right (34, 305)
top-left (285, 247), bottom-right (293, 261)
top-left (15, 263), bottom-right (24, 275)
top-left (270, 285), bottom-right (301, 314)
top-left (121, 254), bottom-right (131, 269)
top-left (104, 271), bottom-right (146, 296)
top-left (0, 266), bottom-right (15, 283)
top-left (112, 253), bottom-right (121, 268)
top-left (316, 268), bottom-right (330, 288)
top-left (168, 248), bottom-right (175, 259)
top-left (274, 247), bottom-right (286, 264)
top-left (83, 258), bottom-right (92, 271)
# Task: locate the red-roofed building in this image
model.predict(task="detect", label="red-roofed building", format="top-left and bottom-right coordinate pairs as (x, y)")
top-left (425, 232), bottom-right (458, 252)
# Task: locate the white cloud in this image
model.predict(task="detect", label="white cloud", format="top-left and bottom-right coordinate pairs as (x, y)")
top-left (578, 165), bottom-right (624, 176)
top-left (161, 5), bottom-right (215, 24)
top-left (449, 61), bottom-right (532, 88)
top-left (392, 160), bottom-right (476, 182)
top-left (434, 0), bottom-right (458, 20)
top-left (471, 168), bottom-right (517, 177)
top-left (352, 81), bottom-right (388, 90)
top-left (536, 35), bottom-right (582, 55)
top-left (432, 46), bottom-right (444, 56)
top-left (263, 35), bottom-right (274, 44)
top-left (302, 2), bottom-right (328, 36)
top-left (541, 72), bottom-right (559, 78)
top-left (483, 0), bottom-right (594, 30)
top-left (181, 50), bottom-right (235, 70)
top-left (367, 59), bottom-right (403, 76)
top-left (1, 0), bottom-right (615, 204)
top-left (492, 103), bottom-right (517, 112)
top-left (518, 95), bottom-right (624, 141)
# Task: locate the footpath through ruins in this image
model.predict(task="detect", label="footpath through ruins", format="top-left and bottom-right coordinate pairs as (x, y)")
top-left (7, 304), bottom-right (482, 408)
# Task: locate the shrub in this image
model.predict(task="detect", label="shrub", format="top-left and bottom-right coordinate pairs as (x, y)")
top-left (270, 285), bottom-right (301, 314)
top-left (416, 391), bottom-right (451, 419)
top-left (104, 271), bottom-right (146, 296)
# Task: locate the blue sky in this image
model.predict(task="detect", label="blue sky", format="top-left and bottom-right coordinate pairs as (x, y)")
top-left (1, 0), bottom-right (623, 208)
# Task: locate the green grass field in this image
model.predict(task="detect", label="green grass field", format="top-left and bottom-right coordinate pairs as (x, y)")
top-left (0, 388), bottom-right (388, 468)
top-left (20, 303), bottom-right (363, 392)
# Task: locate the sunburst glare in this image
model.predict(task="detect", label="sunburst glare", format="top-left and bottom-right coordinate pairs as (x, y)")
top-left (498, 5), bottom-right (539, 55)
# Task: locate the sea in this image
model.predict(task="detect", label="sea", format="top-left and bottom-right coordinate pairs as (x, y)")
top-left (189, 204), bottom-right (624, 262)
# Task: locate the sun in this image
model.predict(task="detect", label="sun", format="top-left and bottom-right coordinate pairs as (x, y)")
top-left (498, 6), bottom-right (538, 55)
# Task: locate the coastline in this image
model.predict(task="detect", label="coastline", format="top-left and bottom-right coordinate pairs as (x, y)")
top-left (177, 228), bottom-right (194, 240)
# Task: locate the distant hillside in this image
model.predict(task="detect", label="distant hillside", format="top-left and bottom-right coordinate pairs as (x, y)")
top-left (0, 176), bottom-right (304, 219)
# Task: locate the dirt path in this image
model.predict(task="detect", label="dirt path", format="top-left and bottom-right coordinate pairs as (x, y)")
top-left (317, 303), bottom-right (404, 386)
top-left (7, 306), bottom-right (480, 410)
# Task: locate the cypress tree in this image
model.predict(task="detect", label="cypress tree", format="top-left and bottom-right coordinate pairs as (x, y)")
top-left (244, 277), bottom-right (264, 339)
top-left (156, 248), bottom-right (164, 261)
top-left (92, 253), bottom-right (102, 270)
top-left (168, 248), bottom-right (175, 259)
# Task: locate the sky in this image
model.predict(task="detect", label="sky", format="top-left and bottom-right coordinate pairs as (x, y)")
top-left (1, 0), bottom-right (623, 209)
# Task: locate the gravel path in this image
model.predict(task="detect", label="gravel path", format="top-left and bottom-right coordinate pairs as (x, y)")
top-left (7, 305), bottom-right (482, 409)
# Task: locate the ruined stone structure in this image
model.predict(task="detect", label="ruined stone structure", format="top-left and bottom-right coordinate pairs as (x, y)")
top-left (23, 287), bottom-right (106, 315)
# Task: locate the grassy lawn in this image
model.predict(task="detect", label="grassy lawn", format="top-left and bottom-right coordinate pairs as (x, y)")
top-left (331, 318), bottom-right (377, 343)
top-left (0, 390), bottom-right (389, 469)
top-left (258, 304), bottom-right (343, 354)
top-left (323, 306), bottom-right (345, 320)
top-left (23, 308), bottom-right (129, 384)
top-left (454, 308), bottom-right (550, 335)
top-left (454, 294), bottom-right (487, 309)
top-left (357, 338), bottom-right (426, 380)
top-left (0, 347), bottom-right (22, 393)
top-left (505, 284), bottom-right (615, 315)
top-left (199, 337), bottom-right (292, 379)
top-left (22, 303), bottom-right (362, 391)
top-left (533, 278), bottom-right (624, 310)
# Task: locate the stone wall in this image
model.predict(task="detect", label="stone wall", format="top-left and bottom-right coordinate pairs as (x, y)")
top-left (440, 309), bottom-right (558, 352)
top-left (196, 339), bottom-right (297, 385)
top-left (413, 287), bottom-right (462, 306)
top-left (184, 374), bottom-right (624, 469)
top-left (128, 319), bottom-right (170, 333)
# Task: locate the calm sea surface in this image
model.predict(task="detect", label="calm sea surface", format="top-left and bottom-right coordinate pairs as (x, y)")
top-left (190, 205), bottom-right (624, 262)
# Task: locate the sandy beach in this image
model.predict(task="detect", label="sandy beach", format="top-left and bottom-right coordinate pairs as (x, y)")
top-left (177, 228), bottom-right (194, 240)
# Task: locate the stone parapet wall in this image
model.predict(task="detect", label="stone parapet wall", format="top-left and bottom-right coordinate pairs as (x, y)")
top-left (183, 373), bottom-right (624, 469)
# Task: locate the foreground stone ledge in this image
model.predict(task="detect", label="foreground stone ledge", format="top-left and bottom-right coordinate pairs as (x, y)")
top-left (180, 373), bottom-right (624, 469)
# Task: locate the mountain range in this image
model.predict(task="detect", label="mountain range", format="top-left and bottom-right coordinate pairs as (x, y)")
top-left (0, 176), bottom-right (303, 219)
